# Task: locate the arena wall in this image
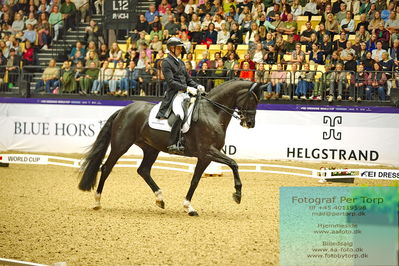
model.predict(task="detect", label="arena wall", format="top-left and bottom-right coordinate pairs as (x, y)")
top-left (1, 98), bottom-right (398, 166)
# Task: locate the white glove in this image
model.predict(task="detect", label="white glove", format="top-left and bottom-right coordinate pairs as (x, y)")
top-left (187, 86), bottom-right (198, 96)
top-left (197, 85), bottom-right (205, 93)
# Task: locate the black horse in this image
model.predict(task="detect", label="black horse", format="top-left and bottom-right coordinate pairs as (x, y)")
top-left (78, 80), bottom-right (262, 216)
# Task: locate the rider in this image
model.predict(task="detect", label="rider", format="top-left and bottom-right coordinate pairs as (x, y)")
top-left (156, 37), bottom-right (205, 154)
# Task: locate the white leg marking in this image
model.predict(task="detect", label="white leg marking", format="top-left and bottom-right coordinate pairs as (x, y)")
top-left (155, 190), bottom-right (163, 201)
top-left (93, 192), bottom-right (101, 210)
top-left (183, 199), bottom-right (196, 214)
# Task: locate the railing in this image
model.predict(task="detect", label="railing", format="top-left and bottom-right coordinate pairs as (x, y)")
top-left (1, 66), bottom-right (397, 104)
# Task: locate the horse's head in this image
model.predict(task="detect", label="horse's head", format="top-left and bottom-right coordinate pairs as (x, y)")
top-left (236, 82), bottom-right (263, 128)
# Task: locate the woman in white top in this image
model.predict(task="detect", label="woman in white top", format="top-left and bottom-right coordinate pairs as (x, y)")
top-left (188, 13), bottom-right (201, 32)
top-left (303, 0), bottom-right (318, 17)
top-left (217, 23), bottom-right (230, 44)
top-left (245, 22), bottom-right (259, 44)
top-left (251, 43), bottom-right (265, 64)
top-left (201, 13), bottom-right (213, 31)
top-left (184, 0), bottom-right (197, 14)
top-left (108, 42), bottom-right (122, 65)
top-left (213, 14), bottom-right (226, 31)
top-left (109, 61), bottom-right (127, 94)
top-left (291, 0), bottom-right (303, 19)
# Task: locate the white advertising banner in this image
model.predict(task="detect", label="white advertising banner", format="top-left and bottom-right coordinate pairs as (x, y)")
top-left (1, 101), bottom-right (399, 166)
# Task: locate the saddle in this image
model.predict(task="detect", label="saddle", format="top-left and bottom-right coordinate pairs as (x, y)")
top-left (148, 94), bottom-right (200, 133)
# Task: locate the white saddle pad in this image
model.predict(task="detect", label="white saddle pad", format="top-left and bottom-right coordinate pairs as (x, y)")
top-left (148, 102), bottom-right (195, 133)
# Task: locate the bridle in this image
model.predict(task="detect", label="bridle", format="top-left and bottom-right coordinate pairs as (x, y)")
top-left (203, 82), bottom-right (260, 121)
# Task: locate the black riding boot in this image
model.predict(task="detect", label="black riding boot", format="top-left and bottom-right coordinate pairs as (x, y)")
top-left (167, 117), bottom-right (184, 154)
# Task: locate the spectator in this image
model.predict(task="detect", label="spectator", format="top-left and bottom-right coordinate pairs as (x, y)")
top-left (344, 53), bottom-right (357, 71)
top-left (34, 58), bottom-right (60, 93)
top-left (138, 63), bottom-right (156, 95)
top-left (266, 63), bottom-right (286, 99)
top-left (350, 64), bottom-right (368, 101)
top-left (360, 0), bottom-right (372, 14)
top-left (23, 23), bottom-right (36, 43)
top-left (25, 12), bottom-right (38, 28)
top-left (86, 50), bottom-right (99, 67)
top-left (355, 14), bottom-right (369, 33)
top-left (334, 31), bottom-right (348, 51)
top-left (295, 63), bottom-right (315, 99)
top-left (309, 43), bottom-right (324, 65)
top-left (11, 13), bottom-right (25, 35)
top-left (108, 42), bottom-right (122, 65)
top-left (389, 39), bottom-right (399, 60)
top-left (197, 63), bottom-right (211, 89)
top-left (49, 5), bottom-right (63, 41)
top-left (120, 60), bottom-right (139, 96)
top-left (386, 12), bottom-right (399, 44)
top-left (158, 0), bottom-right (171, 15)
top-left (291, 0), bottom-right (303, 19)
top-left (98, 43), bottom-right (108, 63)
top-left (22, 40), bottom-right (35, 65)
top-left (357, 42), bottom-right (369, 60)
top-left (185, 0), bottom-right (197, 14)
top-left (203, 23), bottom-right (217, 44)
top-left (74, 60), bottom-right (86, 93)
top-left (340, 11), bottom-right (355, 34)
top-left (60, 60), bottom-right (76, 93)
top-left (340, 41), bottom-right (356, 62)
top-left (91, 61), bottom-right (113, 94)
top-left (196, 51), bottom-right (210, 70)
top-left (199, 0), bottom-right (212, 17)
top-left (179, 14), bottom-right (189, 32)
top-left (328, 63), bottom-right (347, 101)
top-left (313, 64), bottom-right (333, 100)
top-left (251, 43), bottom-right (266, 64)
top-left (189, 13), bottom-right (201, 32)
top-left (366, 33), bottom-right (377, 51)
top-left (264, 45), bottom-right (278, 64)
top-left (369, 11), bottom-right (383, 32)
top-left (36, 13), bottom-right (51, 50)
top-left (371, 41), bottom-right (387, 61)
top-left (239, 61), bottom-right (254, 81)
top-left (70, 41), bottom-right (86, 61)
top-left (240, 53), bottom-right (256, 69)
top-left (228, 63), bottom-right (241, 79)
top-left (213, 59), bottom-right (226, 87)
top-left (300, 22), bottom-right (316, 46)
top-left (136, 14), bottom-right (149, 34)
top-left (366, 62), bottom-right (387, 100)
top-left (228, 22), bottom-right (243, 44)
top-left (60, 0), bottom-right (76, 32)
top-left (356, 25), bottom-right (371, 43)
top-left (255, 62), bottom-right (270, 84)
top-left (5, 48), bottom-right (20, 86)
top-left (149, 35), bottom-right (163, 54)
top-left (217, 23), bottom-right (230, 44)
top-left (303, 0), bottom-right (318, 19)
top-left (150, 24), bottom-right (163, 41)
top-left (380, 51), bottom-right (394, 94)
top-left (290, 43), bottom-right (305, 65)
top-left (361, 51), bottom-right (375, 70)
top-left (164, 15), bottom-right (179, 36)
top-left (336, 3), bottom-right (347, 23)
top-left (79, 61), bottom-right (99, 94)
top-left (145, 4), bottom-right (159, 25)
top-left (375, 22), bottom-right (390, 49)
top-left (85, 19), bottom-right (101, 45)
top-left (325, 13), bottom-right (340, 36)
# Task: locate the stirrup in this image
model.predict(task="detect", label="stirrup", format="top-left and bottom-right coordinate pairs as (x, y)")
top-left (167, 143), bottom-right (185, 155)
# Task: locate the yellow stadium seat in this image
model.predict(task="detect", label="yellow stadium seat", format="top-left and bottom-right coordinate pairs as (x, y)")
top-left (209, 44), bottom-right (221, 50)
top-left (286, 64), bottom-right (292, 71)
top-left (195, 44), bottom-right (207, 50)
top-left (309, 64), bottom-right (316, 71)
top-left (118, 44), bottom-right (128, 53)
top-left (333, 35), bottom-right (340, 41)
top-left (301, 45), bottom-right (307, 52)
top-left (296, 16), bottom-right (309, 33)
top-left (271, 64), bottom-right (278, 70)
top-left (283, 54), bottom-right (291, 62)
top-left (264, 64), bottom-right (270, 70)
top-left (305, 54), bottom-right (310, 63)
top-left (317, 65), bottom-right (325, 73)
top-left (108, 62), bottom-right (115, 69)
top-left (145, 34), bottom-right (151, 42)
top-left (310, 16), bottom-right (322, 28)
top-left (236, 44), bottom-right (249, 51)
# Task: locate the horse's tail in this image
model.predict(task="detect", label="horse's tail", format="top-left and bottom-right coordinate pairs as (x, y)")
top-left (78, 110), bottom-right (120, 191)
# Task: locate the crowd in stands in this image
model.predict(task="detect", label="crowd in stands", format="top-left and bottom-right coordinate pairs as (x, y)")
top-left (1, 0), bottom-right (398, 102)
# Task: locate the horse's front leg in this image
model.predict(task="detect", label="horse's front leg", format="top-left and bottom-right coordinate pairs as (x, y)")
top-left (206, 147), bottom-right (242, 204)
top-left (184, 159), bottom-right (211, 216)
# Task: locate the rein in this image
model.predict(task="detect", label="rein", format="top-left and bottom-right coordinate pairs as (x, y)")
top-left (202, 90), bottom-right (258, 121)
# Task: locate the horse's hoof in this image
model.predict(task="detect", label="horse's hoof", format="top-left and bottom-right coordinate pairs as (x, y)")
top-left (188, 211), bottom-right (199, 216)
top-left (93, 205), bottom-right (102, 210)
top-left (232, 192), bottom-right (241, 204)
top-left (156, 200), bottom-right (165, 209)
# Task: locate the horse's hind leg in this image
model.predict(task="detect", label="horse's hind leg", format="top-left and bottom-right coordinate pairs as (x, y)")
top-left (94, 145), bottom-right (132, 210)
top-left (137, 145), bottom-right (164, 208)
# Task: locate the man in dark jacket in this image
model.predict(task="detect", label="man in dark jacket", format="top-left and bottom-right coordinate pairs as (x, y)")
top-left (156, 37), bottom-right (204, 154)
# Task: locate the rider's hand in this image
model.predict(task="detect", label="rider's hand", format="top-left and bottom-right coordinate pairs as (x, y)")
top-left (187, 86), bottom-right (198, 96)
top-left (197, 85), bottom-right (206, 94)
